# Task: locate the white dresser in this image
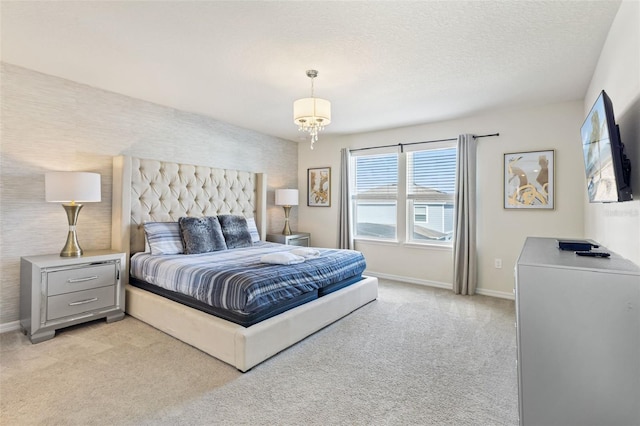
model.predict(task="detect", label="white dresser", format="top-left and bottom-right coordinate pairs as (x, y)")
top-left (20, 250), bottom-right (126, 343)
top-left (515, 237), bottom-right (640, 426)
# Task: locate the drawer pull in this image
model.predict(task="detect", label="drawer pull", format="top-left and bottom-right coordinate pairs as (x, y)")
top-left (68, 297), bottom-right (98, 306)
top-left (67, 276), bottom-right (98, 283)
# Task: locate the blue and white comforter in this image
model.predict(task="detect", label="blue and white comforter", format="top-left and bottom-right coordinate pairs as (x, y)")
top-left (130, 242), bottom-right (366, 314)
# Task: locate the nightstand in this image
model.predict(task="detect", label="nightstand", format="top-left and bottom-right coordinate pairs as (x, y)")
top-left (20, 250), bottom-right (126, 343)
top-left (266, 232), bottom-right (311, 247)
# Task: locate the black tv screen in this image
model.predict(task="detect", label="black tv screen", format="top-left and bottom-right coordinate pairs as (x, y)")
top-left (580, 90), bottom-right (632, 202)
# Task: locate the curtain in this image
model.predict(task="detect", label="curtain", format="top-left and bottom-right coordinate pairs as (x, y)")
top-left (338, 148), bottom-right (353, 249)
top-left (453, 134), bottom-right (477, 295)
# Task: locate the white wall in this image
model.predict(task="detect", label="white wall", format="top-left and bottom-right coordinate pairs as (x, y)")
top-left (0, 63), bottom-right (299, 325)
top-left (299, 101), bottom-right (587, 298)
top-left (584, 0), bottom-right (640, 266)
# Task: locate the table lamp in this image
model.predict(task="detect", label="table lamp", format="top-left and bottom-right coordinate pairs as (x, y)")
top-left (45, 172), bottom-right (101, 257)
top-left (275, 189), bottom-right (299, 235)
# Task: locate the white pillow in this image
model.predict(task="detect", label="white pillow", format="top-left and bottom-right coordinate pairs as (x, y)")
top-left (260, 252), bottom-right (305, 265)
top-left (143, 222), bottom-right (183, 255)
top-left (245, 217), bottom-right (261, 243)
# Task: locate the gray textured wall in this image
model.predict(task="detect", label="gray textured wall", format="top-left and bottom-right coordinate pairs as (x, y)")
top-left (0, 63), bottom-right (298, 325)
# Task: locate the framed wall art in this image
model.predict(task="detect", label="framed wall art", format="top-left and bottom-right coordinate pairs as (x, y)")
top-left (504, 150), bottom-right (554, 209)
top-left (307, 167), bottom-right (331, 207)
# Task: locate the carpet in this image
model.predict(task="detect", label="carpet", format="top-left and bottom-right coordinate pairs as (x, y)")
top-left (0, 279), bottom-right (518, 425)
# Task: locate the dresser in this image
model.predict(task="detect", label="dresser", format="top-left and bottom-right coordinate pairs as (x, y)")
top-left (20, 250), bottom-right (126, 343)
top-left (515, 237), bottom-right (640, 426)
top-left (266, 232), bottom-right (310, 247)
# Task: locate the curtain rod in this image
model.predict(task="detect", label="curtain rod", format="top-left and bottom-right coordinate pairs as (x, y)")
top-left (349, 133), bottom-right (500, 153)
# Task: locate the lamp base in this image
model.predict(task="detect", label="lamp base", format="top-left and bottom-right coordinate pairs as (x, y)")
top-left (60, 204), bottom-right (84, 257)
top-left (282, 205), bottom-right (292, 235)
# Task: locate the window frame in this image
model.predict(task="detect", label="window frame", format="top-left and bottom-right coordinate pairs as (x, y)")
top-left (405, 142), bottom-right (457, 246)
top-left (414, 205), bottom-right (428, 223)
top-left (350, 149), bottom-right (399, 242)
top-left (351, 141), bottom-right (457, 248)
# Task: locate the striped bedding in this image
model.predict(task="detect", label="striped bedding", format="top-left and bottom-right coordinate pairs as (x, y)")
top-left (130, 242), bottom-right (366, 315)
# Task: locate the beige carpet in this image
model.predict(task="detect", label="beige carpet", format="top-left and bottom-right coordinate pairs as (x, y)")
top-left (0, 279), bottom-right (518, 425)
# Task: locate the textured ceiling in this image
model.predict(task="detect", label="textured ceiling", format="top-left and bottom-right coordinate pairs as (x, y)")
top-left (1, 1), bottom-right (621, 142)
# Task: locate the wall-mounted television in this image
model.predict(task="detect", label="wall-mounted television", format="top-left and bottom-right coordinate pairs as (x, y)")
top-left (580, 90), bottom-right (632, 202)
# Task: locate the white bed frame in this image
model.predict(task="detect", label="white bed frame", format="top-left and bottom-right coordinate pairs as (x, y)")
top-left (111, 155), bottom-right (378, 372)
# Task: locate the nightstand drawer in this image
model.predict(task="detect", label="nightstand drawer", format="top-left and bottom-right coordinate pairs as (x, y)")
top-left (288, 237), bottom-right (309, 247)
top-left (266, 232), bottom-right (311, 246)
top-left (47, 286), bottom-right (115, 321)
top-left (48, 264), bottom-right (116, 296)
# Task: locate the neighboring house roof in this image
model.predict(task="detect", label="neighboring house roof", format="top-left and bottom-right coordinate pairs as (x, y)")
top-left (414, 225), bottom-right (450, 240)
top-left (356, 223), bottom-right (395, 239)
top-left (357, 184), bottom-right (454, 202)
top-left (355, 223), bottom-right (452, 241)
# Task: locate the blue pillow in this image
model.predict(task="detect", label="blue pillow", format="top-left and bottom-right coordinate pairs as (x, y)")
top-left (144, 222), bottom-right (183, 255)
top-left (217, 215), bottom-right (253, 249)
top-left (178, 216), bottom-right (227, 254)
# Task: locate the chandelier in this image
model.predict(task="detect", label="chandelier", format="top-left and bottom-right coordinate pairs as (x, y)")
top-left (293, 70), bottom-right (331, 150)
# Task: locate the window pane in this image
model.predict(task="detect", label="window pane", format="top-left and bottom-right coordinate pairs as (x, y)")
top-left (407, 147), bottom-right (456, 243)
top-left (407, 148), bottom-right (457, 197)
top-left (354, 201), bottom-right (397, 239)
top-left (409, 201), bottom-right (454, 242)
top-left (354, 153), bottom-right (398, 199)
top-left (352, 153), bottom-right (398, 240)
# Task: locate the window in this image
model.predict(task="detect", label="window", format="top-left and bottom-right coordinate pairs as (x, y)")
top-left (352, 152), bottom-right (398, 240)
top-left (351, 143), bottom-right (457, 245)
top-left (414, 206), bottom-right (428, 223)
top-left (407, 147), bottom-right (457, 243)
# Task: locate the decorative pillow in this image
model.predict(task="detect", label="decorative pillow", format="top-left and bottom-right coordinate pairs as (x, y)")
top-left (217, 215), bottom-right (253, 249)
top-left (245, 217), bottom-right (261, 243)
top-left (178, 216), bottom-right (227, 255)
top-left (207, 217), bottom-right (228, 251)
top-left (144, 222), bottom-right (183, 255)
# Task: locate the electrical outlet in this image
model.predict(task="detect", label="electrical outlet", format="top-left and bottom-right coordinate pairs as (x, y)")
top-left (494, 258), bottom-right (503, 269)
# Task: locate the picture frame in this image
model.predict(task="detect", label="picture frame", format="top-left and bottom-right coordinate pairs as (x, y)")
top-left (307, 167), bottom-right (331, 207)
top-left (504, 150), bottom-right (555, 209)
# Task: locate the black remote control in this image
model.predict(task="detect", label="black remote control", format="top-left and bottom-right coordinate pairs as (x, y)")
top-left (575, 251), bottom-right (610, 258)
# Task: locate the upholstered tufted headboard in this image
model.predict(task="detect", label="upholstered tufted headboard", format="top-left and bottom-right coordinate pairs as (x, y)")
top-left (111, 156), bottom-right (267, 277)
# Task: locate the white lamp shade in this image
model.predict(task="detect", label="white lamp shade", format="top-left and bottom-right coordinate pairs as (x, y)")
top-left (45, 172), bottom-right (101, 203)
top-left (293, 98), bottom-right (331, 126)
top-left (275, 189), bottom-right (299, 206)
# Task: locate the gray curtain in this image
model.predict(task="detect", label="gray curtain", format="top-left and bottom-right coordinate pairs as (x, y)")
top-left (453, 134), bottom-right (477, 295)
top-left (338, 147), bottom-right (353, 249)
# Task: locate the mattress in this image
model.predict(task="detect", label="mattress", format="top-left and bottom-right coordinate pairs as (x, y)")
top-left (128, 276), bottom-right (319, 327)
top-left (130, 242), bottom-right (367, 322)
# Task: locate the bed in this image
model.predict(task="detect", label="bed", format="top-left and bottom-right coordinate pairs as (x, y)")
top-left (111, 155), bottom-right (378, 371)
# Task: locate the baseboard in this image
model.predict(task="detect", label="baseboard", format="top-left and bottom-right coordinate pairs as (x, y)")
top-left (364, 270), bottom-right (515, 300)
top-left (364, 270), bottom-right (451, 290)
top-left (475, 287), bottom-right (515, 300)
top-left (0, 320), bottom-right (21, 334)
